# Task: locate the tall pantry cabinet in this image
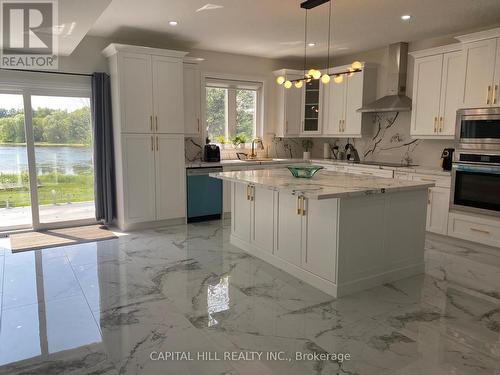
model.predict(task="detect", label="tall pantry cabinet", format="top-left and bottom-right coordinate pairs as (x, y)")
top-left (103, 44), bottom-right (188, 230)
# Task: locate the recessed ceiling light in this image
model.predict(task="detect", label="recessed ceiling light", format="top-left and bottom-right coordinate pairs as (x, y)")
top-left (308, 42), bottom-right (316, 47)
top-left (169, 21), bottom-right (178, 26)
top-left (401, 14), bottom-right (411, 21)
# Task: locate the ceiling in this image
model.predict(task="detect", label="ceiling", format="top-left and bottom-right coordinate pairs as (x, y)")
top-left (88, 0), bottom-right (500, 59)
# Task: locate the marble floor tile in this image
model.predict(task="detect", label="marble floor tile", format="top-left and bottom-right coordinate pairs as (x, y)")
top-left (0, 220), bottom-right (498, 375)
top-left (0, 295), bottom-right (102, 367)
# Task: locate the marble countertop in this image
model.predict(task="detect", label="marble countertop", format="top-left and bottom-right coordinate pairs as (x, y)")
top-left (186, 158), bottom-right (305, 168)
top-left (310, 159), bottom-right (451, 177)
top-left (210, 169), bottom-right (434, 200)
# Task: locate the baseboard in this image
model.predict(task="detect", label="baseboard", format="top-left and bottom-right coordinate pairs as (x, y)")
top-left (119, 217), bottom-right (186, 231)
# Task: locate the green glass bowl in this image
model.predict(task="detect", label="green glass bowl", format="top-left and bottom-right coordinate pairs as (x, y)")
top-left (286, 165), bottom-right (324, 178)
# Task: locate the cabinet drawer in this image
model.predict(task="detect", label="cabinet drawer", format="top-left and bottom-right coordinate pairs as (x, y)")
top-left (412, 173), bottom-right (451, 188)
top-left (448, 212), bottom-right (500, 248)
top-left (394, 171), bottom-right (410, 180)
top-left (346, 166), bottom-right (394, 178)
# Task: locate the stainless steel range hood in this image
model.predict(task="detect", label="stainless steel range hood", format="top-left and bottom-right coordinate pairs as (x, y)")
top-left (358, 42), bottom-right (412, 113)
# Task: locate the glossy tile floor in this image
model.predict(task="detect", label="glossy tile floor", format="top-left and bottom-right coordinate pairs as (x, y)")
top-left (0, 220), bottom-right (498, 375)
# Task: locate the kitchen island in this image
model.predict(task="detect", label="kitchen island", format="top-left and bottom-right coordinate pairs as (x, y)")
top-left (211, 168), bottom-right (434, 297)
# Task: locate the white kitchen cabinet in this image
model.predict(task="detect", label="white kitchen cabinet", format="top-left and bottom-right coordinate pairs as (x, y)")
top-left (276, 193), bottom-right (302, 266)
top-left (346, 166), bottom-right (394, 178)
top-left (155, 134), bottom-right (186, 220)
top-left (153, 56), bottom-right (184, 133)
top-left (410, 48), bottom-right (463, 138)
top-left (461, 39), bottom-right (498, 108)
top-left (232, 182), bottom-right (252, 243)
top-left (104, 44), bottom-right (189, 230)
top-left (121, 134), bottom-right (157, 223)
top-left (301, 197), bottom-right (338, 281)
top-left (426, 187), bottom-right (450, 235)
top-left (323, 63), bottom-right (376, 138)
top-left (448, 212), bottom-right (500, 248)
top-left (183, 62), bottom-right (201, 136)
top-left (251, 186), bottom-right (275, 252)
top-left (273, 69), bottom-right (303, 137)
top-left (118, 53), bottom-right (154, 134)
top-left (495, 38), bottom-right (500, 106)
top-left (301, 78), bottom-right (323, 135)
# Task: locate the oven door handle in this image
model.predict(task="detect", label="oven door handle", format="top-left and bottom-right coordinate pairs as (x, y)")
top-left (454, 164), bottom-right (500, 174)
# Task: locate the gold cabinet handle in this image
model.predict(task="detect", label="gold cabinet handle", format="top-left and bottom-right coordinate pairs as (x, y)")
top-left (156, 136), bottom-right (159, 151)
top-left (420, 177), bottom-right (436, 182)
top-left (494, 85), bottom-right (498, 105)
top-left (434, 117), bottom-right (438, 133)
top-left (439, 117), bottom-right (444, 132)
top-left (342, 120), bottom-right (345, 132)
top-left (427, 190), bottom-right (432, 205)
top-left (155, 116), bottom-right (158, 131)
top-left (338, 120), bottom-right (341, 132)
top-left (150, 136), bottom-right (153, 151)
top-left (197, 118), bottom-right (200, 132)
top-left (470, 227), bottom-right (490, 235)
top-left (487, 86), bottom-right (491, 105)
top-left (250, 186), bottom-right (254, 201)
top-left (150, 115), bottom-right (153, 131)
top-left (246, 185), bottom-right (251, 201)
top-left (301, 196), bottom-right (306, 216)
top-left (297, 196), bottom-right (301, 215)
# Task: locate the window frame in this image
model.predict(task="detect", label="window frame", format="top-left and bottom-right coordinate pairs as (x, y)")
top-left (202, 72), bottom-right (265, 145)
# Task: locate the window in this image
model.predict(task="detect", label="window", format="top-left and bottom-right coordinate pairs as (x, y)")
top-left (205, 78), bottom-right (262, 144)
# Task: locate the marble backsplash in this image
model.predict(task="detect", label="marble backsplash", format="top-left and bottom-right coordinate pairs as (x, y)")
top-left (186, 112), bottom-right (455, 168)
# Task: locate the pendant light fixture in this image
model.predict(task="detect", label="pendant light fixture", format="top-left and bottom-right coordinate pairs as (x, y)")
top-left (276, 0), bottom-right (362, 89)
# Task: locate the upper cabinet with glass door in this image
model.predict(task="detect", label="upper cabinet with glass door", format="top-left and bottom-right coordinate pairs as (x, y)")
top-left (456, 28), bottom-right (500, 108)
top-left (301, 79), bottom-right (323, 135)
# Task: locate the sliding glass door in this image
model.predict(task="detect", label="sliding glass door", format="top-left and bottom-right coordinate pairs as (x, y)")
top-left (0, 90), bottom-right (95, 232)
top-left (0, 93), bottom-right (32, 230)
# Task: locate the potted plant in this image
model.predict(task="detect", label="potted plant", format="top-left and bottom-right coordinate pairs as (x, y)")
top-left (214, 135), bottom-right (227, 148)
top-left (302, 139), bottom-right (314, 160)
top-left (231, 134), bottom-right (247, 149)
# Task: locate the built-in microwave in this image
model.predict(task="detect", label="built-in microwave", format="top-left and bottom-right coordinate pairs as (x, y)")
top-left (451, 150), bottom-right (500, 217)
top-left (456, 108), bottom-right (500, 150)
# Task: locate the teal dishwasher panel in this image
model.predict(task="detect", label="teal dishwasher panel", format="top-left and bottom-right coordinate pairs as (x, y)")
top-left (186, 167), bottom-right (223, 222)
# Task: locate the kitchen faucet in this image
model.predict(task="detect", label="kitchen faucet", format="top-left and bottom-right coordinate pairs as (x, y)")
top-left (249, 138), bottom-right (264, 159)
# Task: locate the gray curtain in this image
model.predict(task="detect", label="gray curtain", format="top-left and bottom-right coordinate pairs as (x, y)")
top-left (91, 72), bottom-right (115, 224)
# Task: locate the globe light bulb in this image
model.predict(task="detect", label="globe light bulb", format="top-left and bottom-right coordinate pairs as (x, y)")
top-left (276, 76), bottom-right (285, 85)
top-left (351, 61), bottom-right (362, 70)
top-left (307, 69), bottom-right (316, 77)
top-left (321, 74), bottom-right (331, 84)
top-left (294, 80), bottom-right (303, 88)
top-left (284, 80), bottom-right (292, 89)
top-left (312, 70), bottom-right (321, 80)
top-left (333, 75), bottom-right (344, 84)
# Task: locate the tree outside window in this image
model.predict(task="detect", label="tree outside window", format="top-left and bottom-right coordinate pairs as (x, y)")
top-left (205, 80), bottom-right (260, 145)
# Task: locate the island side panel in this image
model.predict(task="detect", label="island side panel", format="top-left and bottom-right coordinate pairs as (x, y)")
top-left (336, 189), bottom-right (427, 296)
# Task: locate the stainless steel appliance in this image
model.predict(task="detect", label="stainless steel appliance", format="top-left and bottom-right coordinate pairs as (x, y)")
top-left (450, 150), bottom-right (500, 217)
top-left (455, 108), bottom-right (500, 150)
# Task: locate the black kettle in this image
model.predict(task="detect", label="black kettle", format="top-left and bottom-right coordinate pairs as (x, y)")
top-left (441, 148), bottom-right (454, 171)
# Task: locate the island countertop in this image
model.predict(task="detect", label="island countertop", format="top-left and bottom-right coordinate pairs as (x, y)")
top-left (211, 168), bottom-right (434, 199)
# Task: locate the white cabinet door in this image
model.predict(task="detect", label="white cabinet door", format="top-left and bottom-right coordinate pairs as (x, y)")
top-left (251, 187), bottom-right (275, 252)
top-left (426, 187), bottom-right (450, 235)
top-left (155, 134), bottom-right (186, 220)
top-left (493, 38), bottom-right (500, 107)
top-left (439, 51), bottom-right (464, 136)
top-left (302, 198), bottom-right (338, 282)
top-left (152, 56), bottom-right (184, 134)
top-left (411, 54), bottom-right (443, 136)
top-left (276, 193), bottom-right (302, 266)
top-left (223, 180), bottom-right (231, 214)
top-left (462, 39), bottom-right (497, 108)
top-left (119, 53), bottom-right (153, 133)
top-left (121, 134), bottom-right (156, 223)
top-left (284, 75), bottom-right (303, 136)
top-left (343, 73), bottom-right (363, 137)
top-left (324, 79), bottom-right (345, 136)
top-left (232, 183), bottom-right (252, 242)
top-left (183, 63), bottom-right (201, 135)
